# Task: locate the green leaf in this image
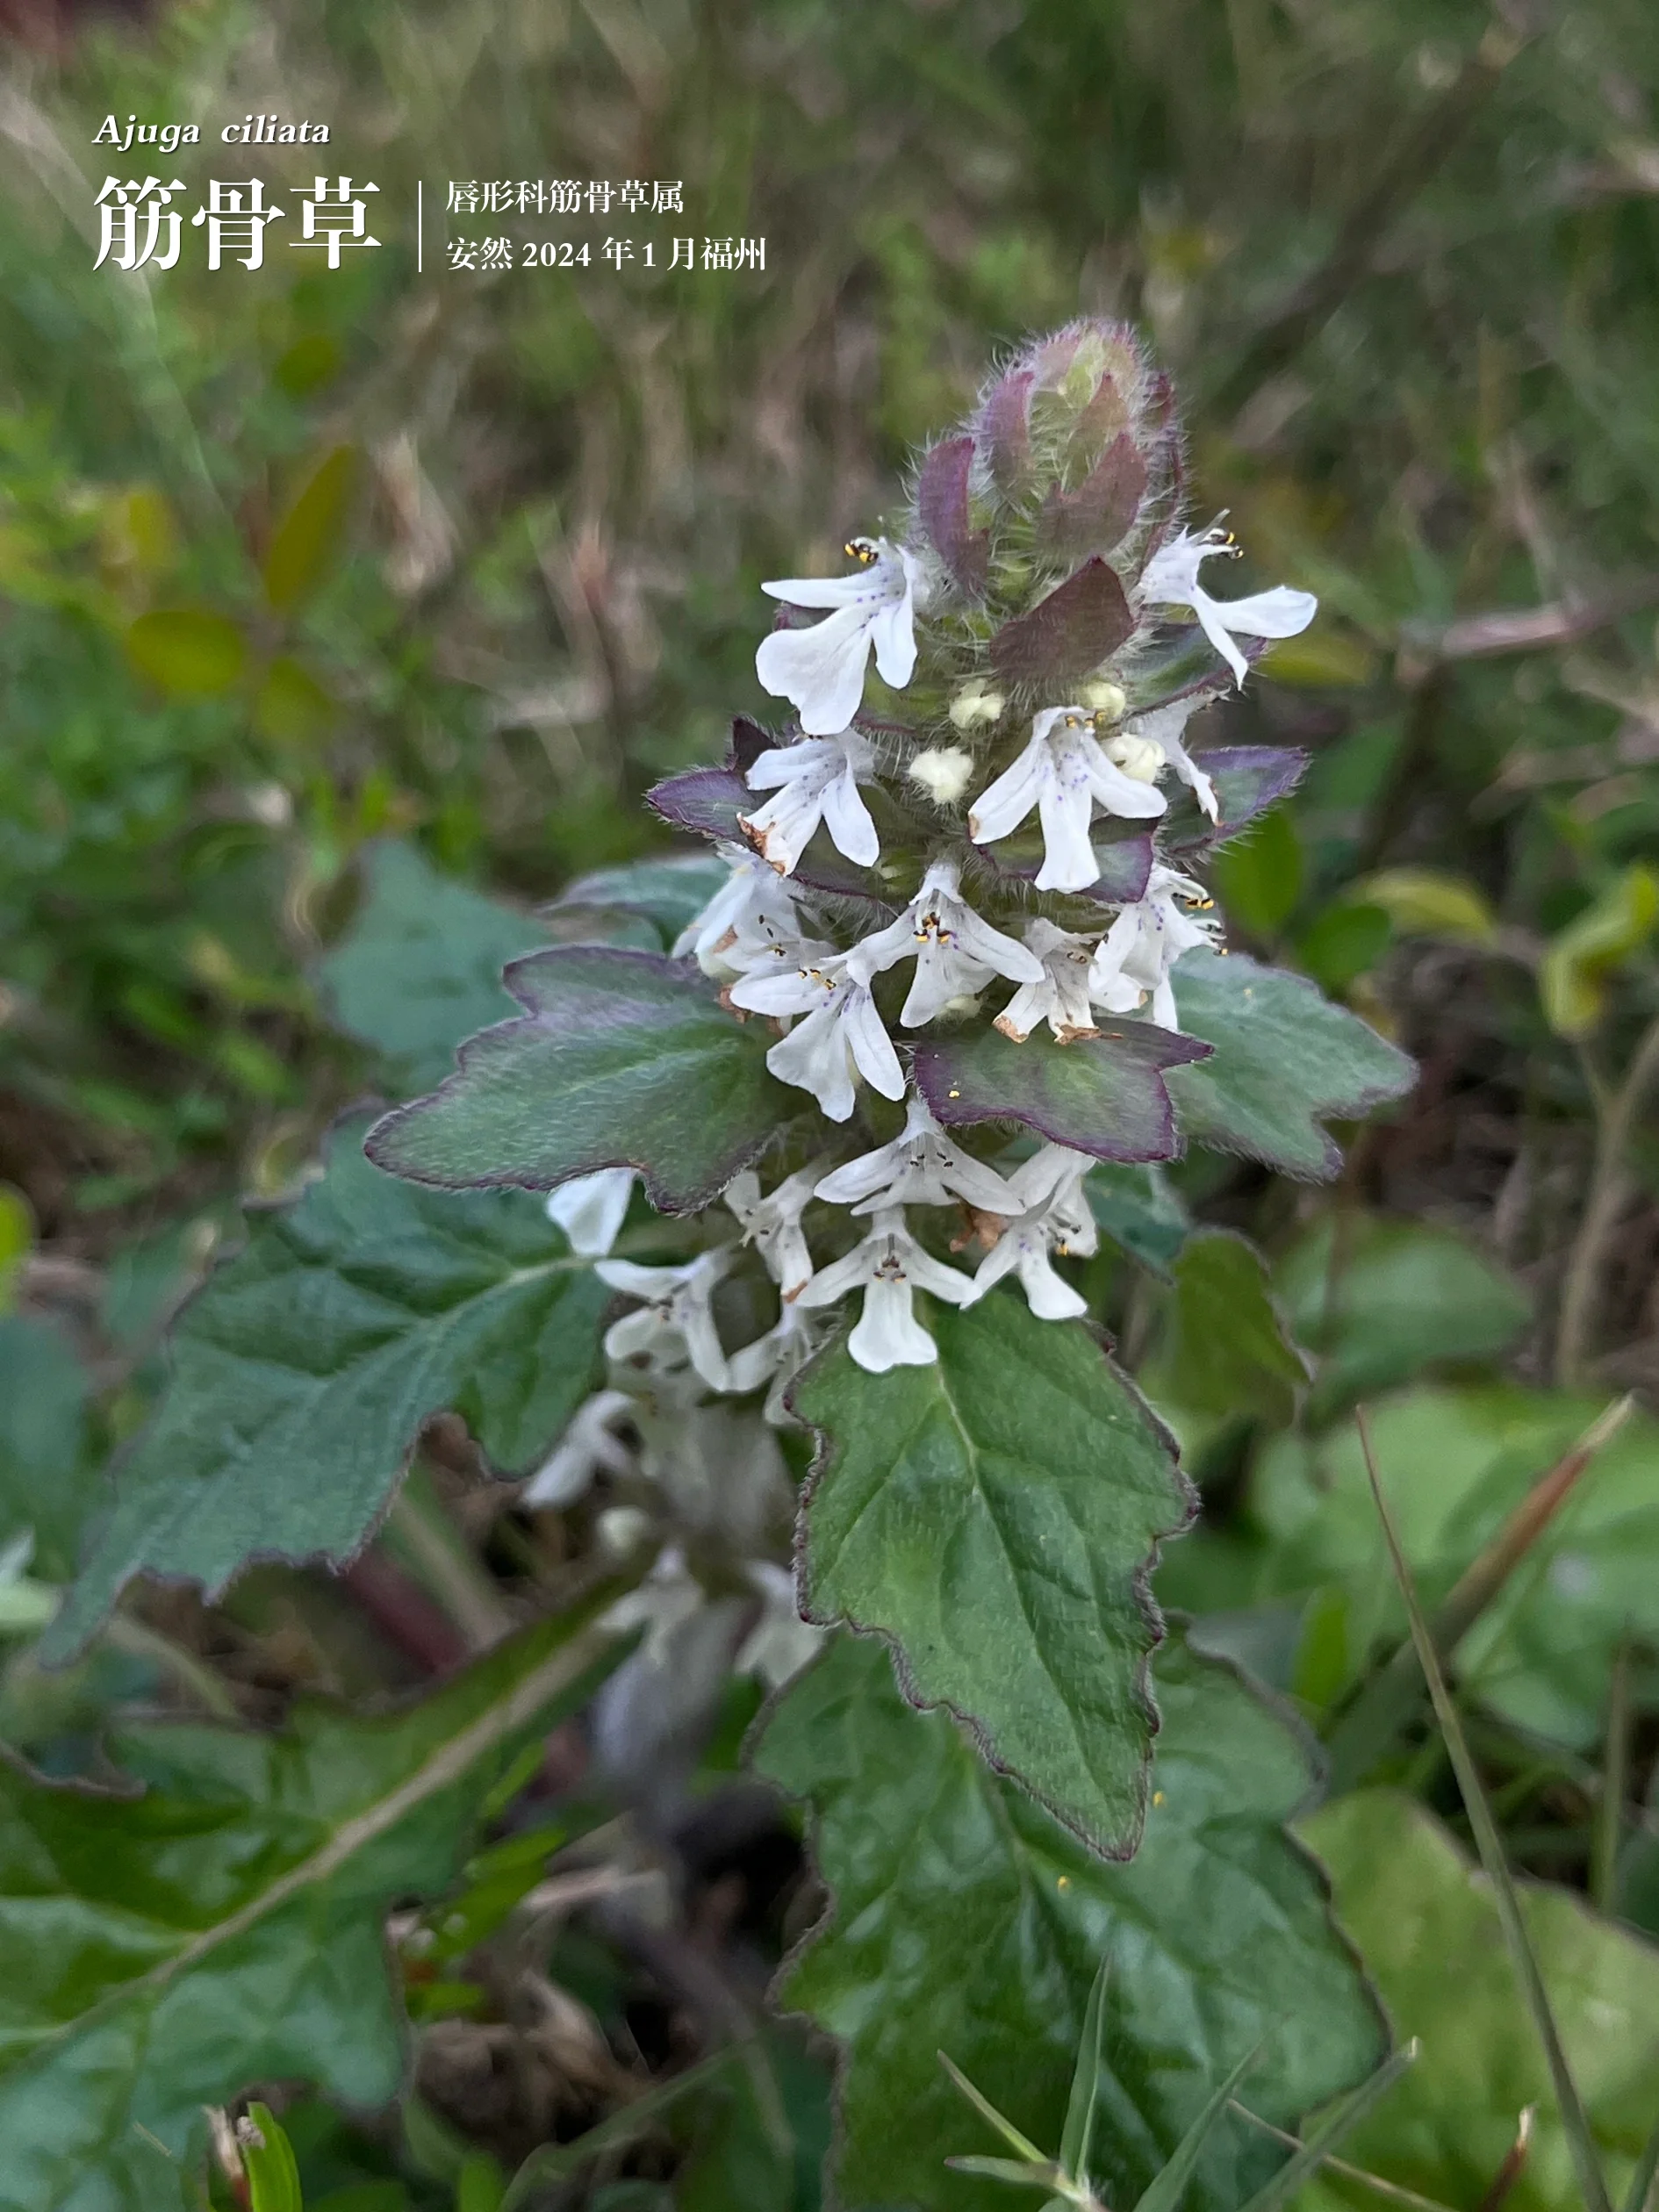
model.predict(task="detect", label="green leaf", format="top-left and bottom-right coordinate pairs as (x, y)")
top-left (1275, 1216), bottom-right (1529, 1421)
top-left (1161, 750), bottom-right (1310, 858)
top-left (264, 445), bottom-right (357, 613)
top-left (365, 946), bottom-right (794, 1212)
top-left (914, 1020), bottom-right (1210, 1166)
top-left (1167, 952), bottom-right (1415, 1179)
top-left (244, 2103), bottom-right (305, 2212)
top-left (1248, 1386), bottom-right (1659, 1748)
top-left (1082, 1163), bottom-right (1189, 1276)
top-left (1357, 869), bottom-right (1497, 946)
top-left (1540, 866), bottom-right (1659, 1038)
top-left (255, 655), bottom-right (337, 749)
top-left (1302, 1792), bottom-right (1659, 2212)
top-left (319, 842), bottom-right (545, 1095)
top-left (755, 1630), bottom-right (1386, 2212)
top-left (0, 1606), bottom-right (623, 2209)
top-left (546, 855), bottom-right (736, 947)
top-left (43, 1120), bottom-right (607, 1662)
top-left (790, 1296), bottom-right (1190, 1853)
top-left (1146, 1230), bottom-right (1309, 1428)
top-left (1295, 903), bottom-right (1392, 993)
top-left (0, 1317), bottom-right (93, 1581)
top-left (125, 607), bottom-right (247, 695)
top-left (1209, 804), bottom-right (1304, 934)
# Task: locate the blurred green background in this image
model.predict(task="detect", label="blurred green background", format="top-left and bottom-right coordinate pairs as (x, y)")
top-left (4, 0), bottom-right (1659, 2201)
top-left (0, 0), bottom-right (1653, 1345)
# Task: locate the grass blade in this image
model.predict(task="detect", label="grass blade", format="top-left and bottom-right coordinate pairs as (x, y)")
top-left (1059, 1957), bottom-right (1110, 2183)
top-left (1325, 1396), bottom-right (1633, 1792)
top-left (1619, 2098), bottom-right (1659, 2212)
top-left (501, 2052), bottom-right (729, 2208)
top-left (1227, 2096), bottom-right (1462, 2212)
top-left (946, 2155), bottom-right (1069, 2190)
top-left (1233, 2042), bottom-right (1418, 2212)
top-left (940, 2050), bottom-right (1049, 2166)
top-left (1131, 2046), bottom-right (1261, 2212)
top-left (1356, 1406), bottom-right (1613, 2212)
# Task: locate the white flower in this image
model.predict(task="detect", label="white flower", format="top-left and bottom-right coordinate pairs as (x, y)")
top-left (739, 728), bottom-right (880, 876)
top-left (968, 707), bottom-right (1167, 894)
top-left (1138, 525), bottom-right (1317, 690)
top-left (545, 1169), bottom-right (636, 1257)
top-left (523, 1388), bottom-right (636, 1508)
top-left (967, 1211), bottom-right (1089, 1320)
top-left (1005, 1145), bottom-right (1099, 1258)
top-left (1124, 697), bottom-right (1217, 822)
top-left (967, 1146), bottom-right (1099, 1320)
top-left (723, 1164), bottom-right (821, 1300)
top-left (848, 858), bottom-right (1043, 1026)
top-left (796, 1205), bottom-right (974, 1373)
top-left (756, 535), bottom-right (923, 735)
top-left (735, 1560), bottom-right (826, 1689)
top-left (597, 1247), bottom-right (736, 1390)
top-left (599, 1544), bottom-right (705, 1659)
top-left (637, 1401), bottom-right (791, 1547)
top-left (1088, 864), bottom-right (1222, 1031)
top-left (729, 952), bottom-right (905, 1123)
top-left (906, 745), bottom-right (976, 806)
top-left (673, 843), bottom-right (808, 982)
top-left (995, 920), bottom-right (1102, 1045)
top-left (814, 1094), bottom-right (1016, 1215)
top-left (727, 1297), bottom-right (819, 1410)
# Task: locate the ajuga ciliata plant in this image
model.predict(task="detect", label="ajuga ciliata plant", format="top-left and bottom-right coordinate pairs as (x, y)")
top-left (367, 314), bottom-right (1412, 1878)
top-left (371, 320), bottom-right (1382, 1386)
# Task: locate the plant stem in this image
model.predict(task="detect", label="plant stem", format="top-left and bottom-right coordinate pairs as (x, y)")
top-left (106, 1613), bottom-right (241, 1720)
top-left (1556, 1012), bottom-right (1659, 1388)
top-left (386, 1474), bottom-right (515, 1652)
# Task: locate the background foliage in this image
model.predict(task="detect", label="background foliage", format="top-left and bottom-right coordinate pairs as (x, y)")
top-left (1, 0), bottom-right (1657, 2204)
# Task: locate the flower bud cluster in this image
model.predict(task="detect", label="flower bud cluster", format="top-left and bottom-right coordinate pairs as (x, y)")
top-left (571, 322), bottom-right (1318, 1384)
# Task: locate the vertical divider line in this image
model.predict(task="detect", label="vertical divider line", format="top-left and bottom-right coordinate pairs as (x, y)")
top-left (417, 180), bottom-right (424, 274)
